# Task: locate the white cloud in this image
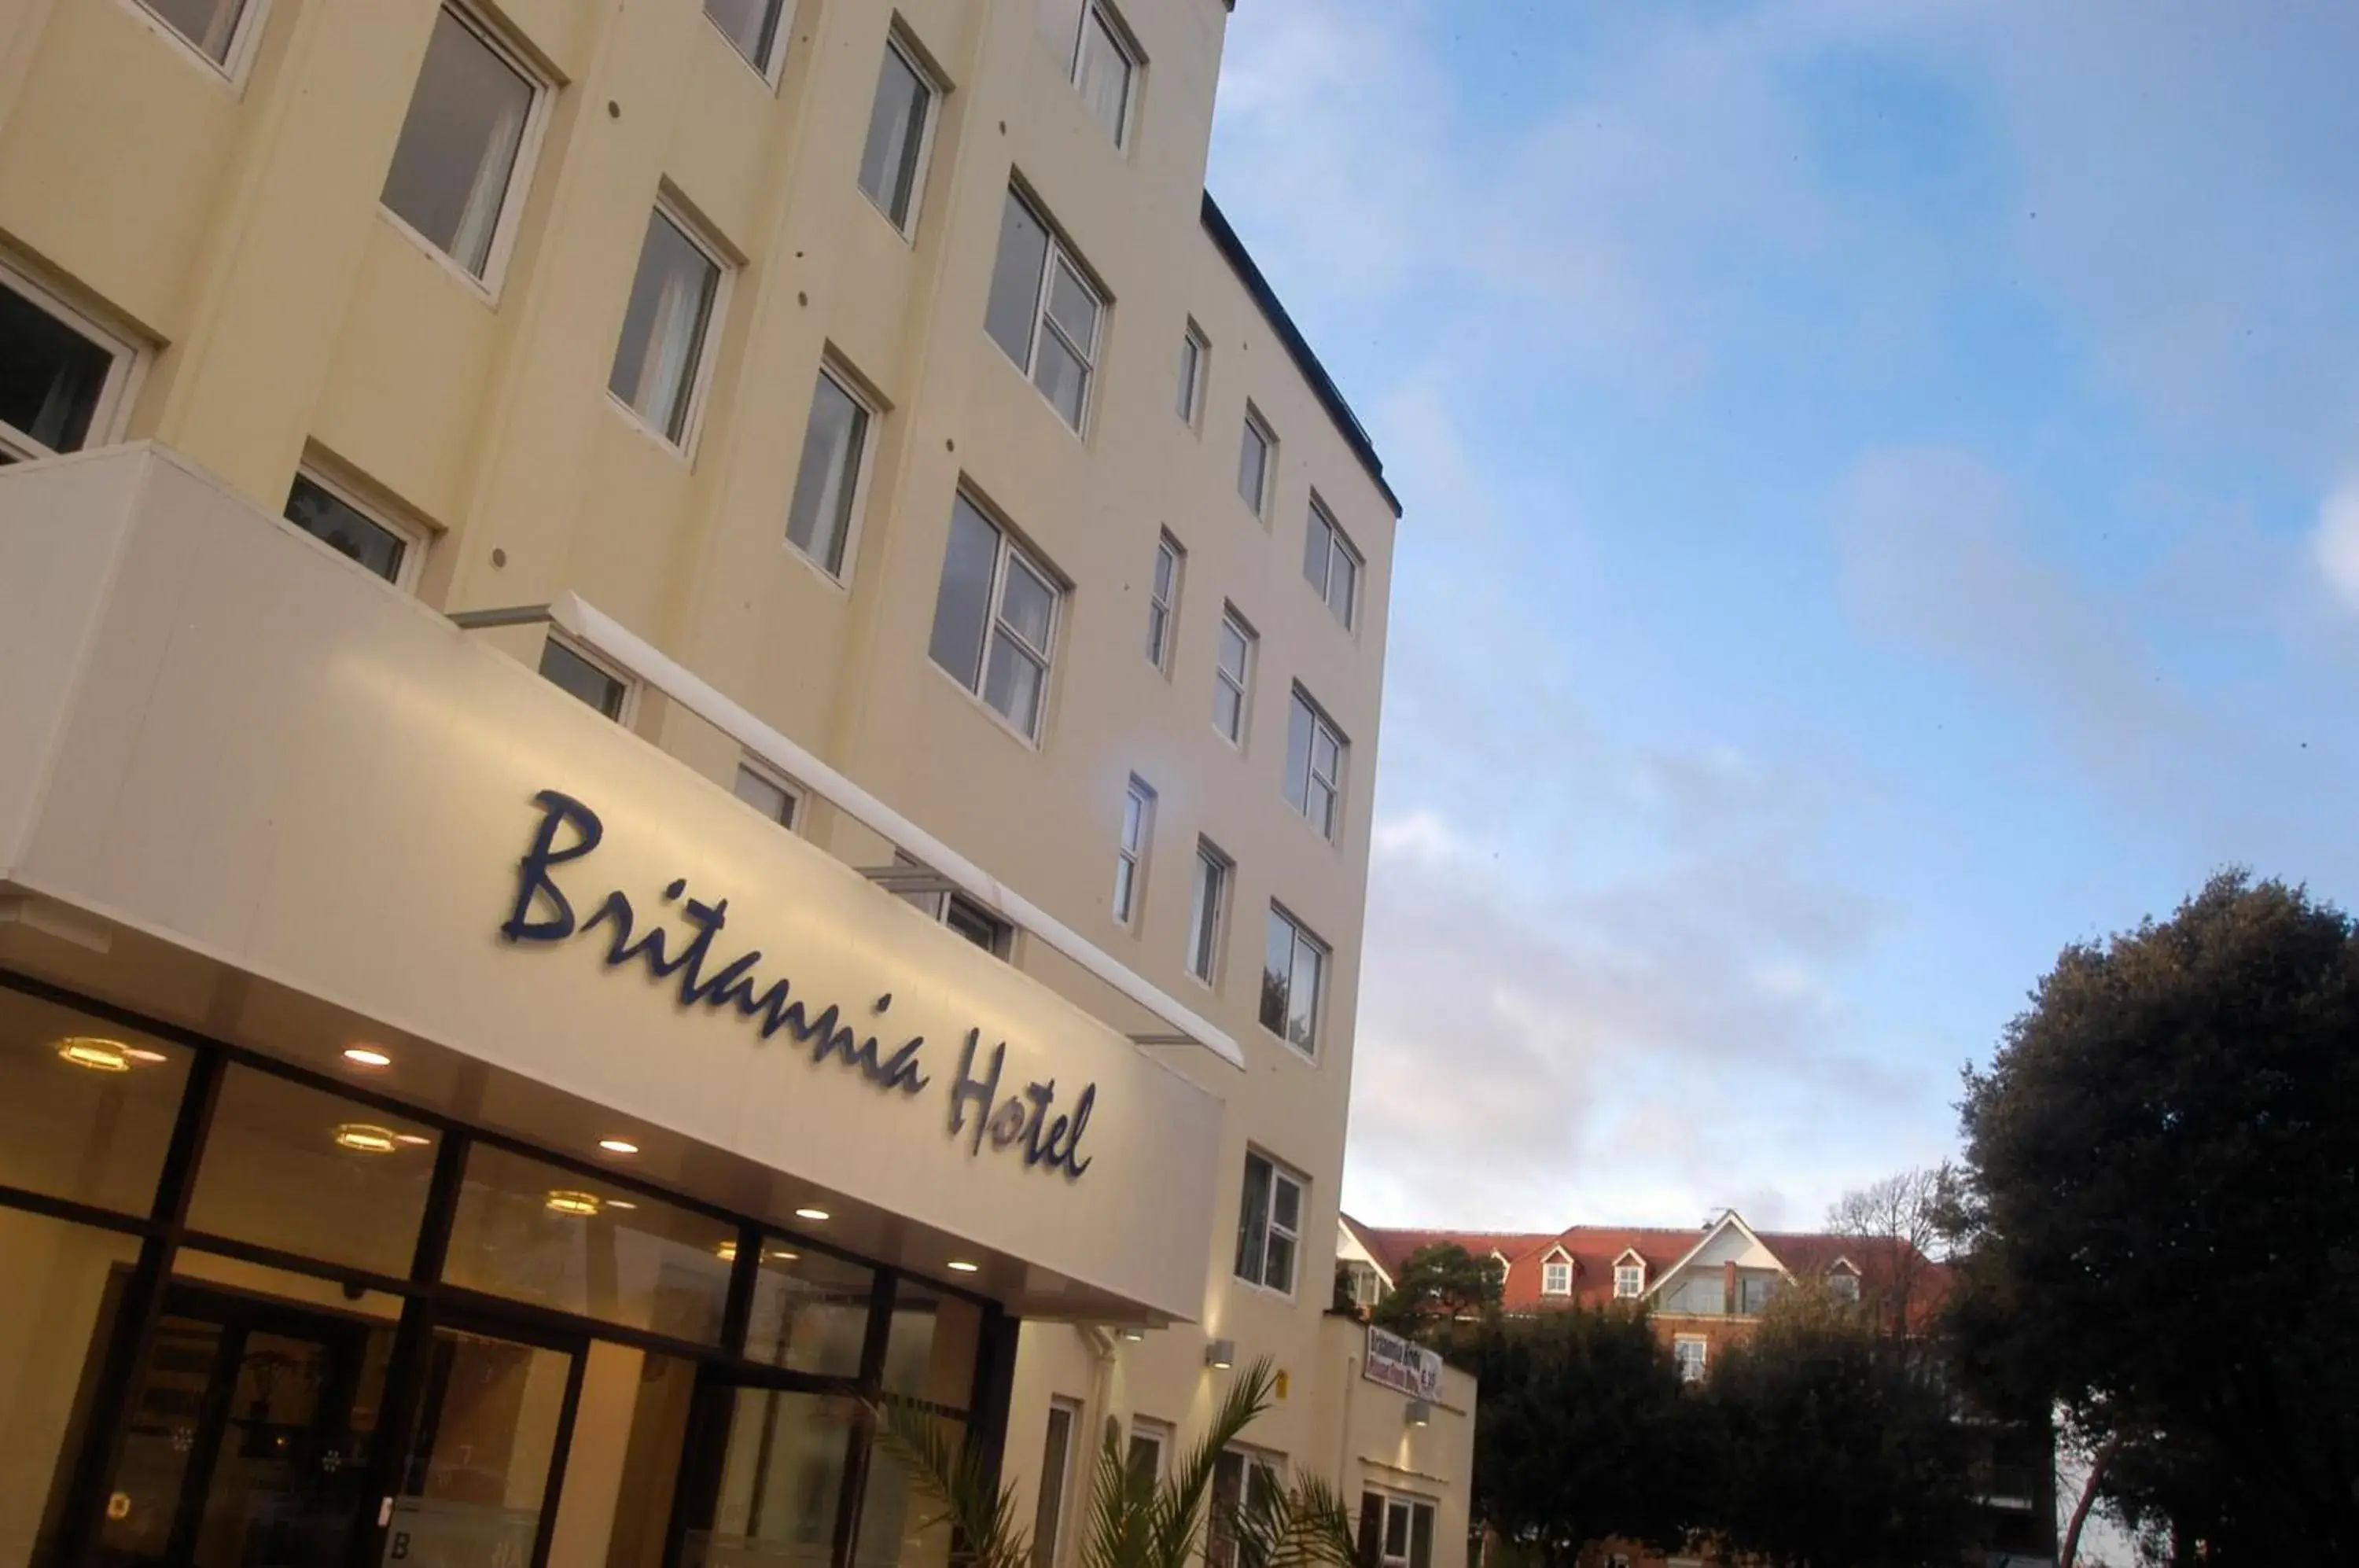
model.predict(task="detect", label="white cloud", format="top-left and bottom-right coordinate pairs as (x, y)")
top-left (2314, 480), bottom-right (2359, 615)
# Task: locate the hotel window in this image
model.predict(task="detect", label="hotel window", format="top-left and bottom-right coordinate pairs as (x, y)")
top-left (539, 634), bottom-right (630, 720)
top-left (984, 187), bottom-right (1105, 433)
top-left (733, 759), bottom-right (798, 830)
top-left (1127, 1417), bottom-right (1170, 1485)
top-left (1258, 906), bottom-right (1326, 1057)
top-left (282, 470), bottom-right (421, 587)
top-left (609, 202), bottom-right (727, 450)
top-left (858, 32), bottom-right (938, 234)
top-left (134, 0), bottom-right (259, 72)
top-left (1209, 1451), bottom-right (1284, 1568)
top-left (1235, 1150), bottom-right (1303, 1294)
top-left (1614, 1263), bottom-right (1645, 1299)
top-left (1541, 1259), bottom-right (1572, 1296)
top-left (1301, 499), bottom-right (1361, 630)
top-left (1283, 690), bottom-right (1346, 840)
top-left (928, 493), bottom-right (1061, 742)
top-left (1145, 532), bottom-right (1182, 672)
top-left (786, 365), bottom-right (873, 578)
top-left (1362, 1493), bottom-right (1437, 1568)
top-left (1739, 1274), bottom-right (1776, 1316)
top-left (1030, 1399), bottom-right (1081, 1568)
top-left (1176, 321), bottom-right (1208, 425)
top-left (1042, 0), bottom-right (1139, 148)
top-left (1112, 777), bottom-right (1154, 926)
top-left (0, 266), bottom-right (138, 464)
top-left (706, 0), bottom-right (790, 79)
top-left (1238, 407), bottom-right (1274, 516)
top-left (1184, 841), bottom-right (1228, 982)
top-left (1674, 1336), bottom-right (1708, 1382)
top-left (1213, 608), bottom-right (1254, 745)
top-left (380, 6), bottom-right (543, 287)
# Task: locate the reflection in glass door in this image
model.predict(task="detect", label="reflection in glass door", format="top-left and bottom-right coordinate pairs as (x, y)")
top-left (381, 1326), bottom-right (578, 1568)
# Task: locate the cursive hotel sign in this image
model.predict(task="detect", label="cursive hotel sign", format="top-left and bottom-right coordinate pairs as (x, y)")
top-left (498, 789), bottom-right (1096, 1180)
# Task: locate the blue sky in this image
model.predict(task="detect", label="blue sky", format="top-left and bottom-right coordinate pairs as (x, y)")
top-left (1205, 0), bottom-right (2359, 1233)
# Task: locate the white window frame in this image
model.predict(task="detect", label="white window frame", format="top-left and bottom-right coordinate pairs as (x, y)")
top-left (783, 359), bottom-right (880, 584)
top-left (733, 755), bottom-right (800, 832)
top-left (1284, 687), bottom-right (1347, 841)
top-left (121, 0), bottom-right (272, 87)
top-left (1302, 496), bottom-right (1363, 631)
top-left (1047, 0), bottom-right (1143, 149)
top-left (1126, 1416), bottom-right (1170, 1485)
top-left (998, 188), bottom-right (1106, 437)
top-left (1177, 320), bottom-right (1208, 429)
top-left (1213, 606), bottom-right (1255, 747)
top-left (1184, 839), bottom-right (1229, 984)
top-left (1032, 1397), bottom-right (1083, 1568)
top-left (705, 0), bottom-right (795, 86)
top-left (1235, 1149), bottom-right (1305, 1297)
top-left (1613, 1264), bottom-right (1645, 1299)
top-left (1673, 1335), bottom-right (1708, 1383)
top-left (1238, 406), bottom-right (1275, 517)
top-left (1540, 1258), bottom-right (1572, 1297)
top-left (0, 259), bottom-right (145, 463)
top-left (607, 193), bottom-right (734, 460)
top-left (933, 497), bottom-right (1063, 746)
top-left (1112, 776), bottom-right (1154, 929)
top-left (1209, 1448), bottom-right (1286, 1568)
top-left (1370, 1492), bottom-right (1438, 1568)
top-left (859, 30), bottom-right (944, 240)
top-left (282, 463), bottom-right (429, 592)
top-left (1828, 1268), bottom-right (1860, 1303)
top-left (539, 630), bottom-right (639, 726)
top-left (376, 2), bottom-right (551, 300)
top-left (1259, 904), bottom-right (1327, 1059)
top-left (1145, 531), bottom-right (1183, 674)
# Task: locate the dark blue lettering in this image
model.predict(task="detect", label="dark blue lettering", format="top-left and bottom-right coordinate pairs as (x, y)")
top-left (501, 790), bottom-right (603, 941)
top-left (948, 1032), bottom-right (1003, 1157)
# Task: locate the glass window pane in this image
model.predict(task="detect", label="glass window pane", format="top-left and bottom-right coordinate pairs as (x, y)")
top-left (1112, 857), bottom-right (1135, 921)
top-left (1238, 422), bottom-right (1268, 509)
top-left (1331, 550), bottom-right (1358, 627)
top-left (1264, 1228), bottom-right (1296, 1296)
top-left (1188, 854), bottom-right (1222, 978)
top-left (1212, 683), bottom-right (1241, 742)
top-left (442, 1143), bottom-right (735, 1344)
top-left (0, 989), bottom-right (191, 1215)
top-left (859, 46), bottom-right (932, 228)
top-left (1145, 602), bottom-right (1168, 664)
top-left (385, 1327), bottom-right (572, 1562)
top-left (882, 1282), bottom-right (981, 1403)
top-left (1289, 939), bottom-right (1321, 1050)
top-left (1284, 697), bottom-right (1313, 814)
top-left (185, 1065), bottom-right (439, 1277)
top-left (1177, 334), bottom-right (1200, 420)
top-left (1121, 788), bottom-right (1146, 852)
top-left (609, 211), bottom-right (719, 440)
top-left (0, 1211), bottom-right (138, 1566)
top-left (1234, 1155), bottom-right (1271, 1284)
top-left (1303, 512), bottom-right (1331, 591)
top-left (539, 638), bottom-right (626, 717)
top-left (1260, 914), bottom-right (1292, 1035)
top-left (0, 285), bottom-right (112, 455)
top-left (786, 373), bottom-right (868, 575)
top-left (982, 640), bottom-right (1047, 737)
top-left (745, 1247), bottom-right (874, 1377)
top-left (928, 498), bottom-right (999, 690)
top-left (984, 192), bottom-right (1051, 366)
top-left (699, 1389), bottom-right (857, 1562)
top-left (734, 764), bottom-right (795, 826)
top-left (381, 8), bottom-right (535, 277)
top-left (1153, 540), bottom-right (1176, 600)
top-left (1218, 621), bottom-right (1247, 681)
top-left (602, 1349), bottom-right (701, 1568)
top-left (998, 554), bottom-right (1056, 652)
top-left (285, 474), bottom-right (407, 583)
top-left (706, 0), bottom-right (785, 72)
top-left (1030, 1404), bottom-right (1074, 1568)
top-left (1076, 11), bottom-right (1131, 143)
top-left (1044, 262), bottom-right (1099, 358)
top-left (1272, 1173), bottom-right (1301, 1235)
top-left (1032, 329), bottom-right (1089, 430)
top-left (138, 0), bottom-right (247, 65)
top-left (856, 1415), bottom-right (959, 1568)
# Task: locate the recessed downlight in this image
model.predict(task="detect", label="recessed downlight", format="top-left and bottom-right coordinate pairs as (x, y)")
top-left (598, 1139), bottom-right (640, 1155)
top-left (606, 1199), bottom-right (638, 1211)
top-left (343, 1047), bottom-right (392, 1068)
top-left (123, 1047), bottom-right (171, 1064)
top-left (946, 1261), bottom-right (980, 1274)
top-left (767, 1249), bottom-right (800, 1261)
top-left (545, 1190), bottom-right (602, 1216)
top-left (57, 1038), bottom-right (132, 1072)
top-left (394, 1133), bottom-right (432, 1147)
top-left (333, 1124), bottom-right (399, 1155)
top-left (793, 1206), bottom-right (830, 1222)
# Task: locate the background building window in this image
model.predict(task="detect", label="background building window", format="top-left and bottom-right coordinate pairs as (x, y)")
top-left (1209, 1452), bottom-right (1283, 1568)
top-left (380, 6), bottom-right (540, 283)
top-left (733, 760), bottom-right (797, 829)
top-left (928, 495), bottom-right (1060, 742)
top-left (539, 635), bottom-right (628, 720)
top-left (1541, 1259), bottom-right (1572, 1295)
top-left (1075, 3), bottom-right (1139, 146)
top-left (1614, 1264), bottom-right (1645, 1298)
top-left (786, 367), bottom-right (871, 577)
top-left (858, 36), bottom-right (936, 233)
top-left (706, 0), bottom-right (789, 78)
top-left (1177, 322), bottom-right (1207, 425)
top-left (1113, 778), bottom-right (1154, 926)
top-left (1030, 1400), bottom-right (1080, 1568)
top-left (1301, 501), bottom-right (1361, 630)
top-left (1829, 1269), bottom-right (1861, 1302)
top-left (1363, 1494), bottom-right (1436, 1568)
top-left (1283, 691), bottom-right (1345, 840)
top-left (1126, 1418), bottom-right (1169, 1486)
top-left (1674, 1336), bottom-right (1709, 1382)
top-left (0, 272), bottom-right (130, 462)
top-left (1213, 609), bottom-right (1254, 744)
top-left (136, 0), bottom-right (252, 68)
top-left (1258, 907), bottom-right (1326, 1056)
top-left (1185, 842), bottom-right (1228, 981)
top-left (984, 189), bottom-right (1103, 432)
top-left (1238, 409), bottom-right (1274, 514)
top-left (1234, 1151), bottom-right (1303, 1294)
top-left (283, 471), bottom-right (415, 586)
top-left (609, 206), bottom-right (725, 446)
top-left (1145, 533), bottom-right (1182, 670)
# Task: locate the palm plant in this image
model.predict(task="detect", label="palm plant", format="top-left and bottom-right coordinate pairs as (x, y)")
top-left (878, 1357), bottom-right (1360, 1568)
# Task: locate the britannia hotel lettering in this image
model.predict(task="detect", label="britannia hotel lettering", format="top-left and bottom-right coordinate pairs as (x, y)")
top-left (499, 789), bottom-right (1096, 1180)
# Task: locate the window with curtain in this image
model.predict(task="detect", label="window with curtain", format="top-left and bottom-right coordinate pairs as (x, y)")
top-left (1283, 690), bottom-right (1347, 840)
top-left (785, 367), bottom-right (872, 576)
top-left (380, 6), bottom-right (539, 282)
top-left (609, 208), bottom-right (724, 444)
top-left (705, 0), bottom-right (789, 76)
top-left (1146, 533), bottom-right (1183, 669)
top-left (1259, 906), bottom-right (1327, 1056)
top-left (858, 36), bottom-right (936, 231)
top-left (926, 494), bottom-right (1062, 740)
top-left (138, 0), bottom-right (251, 67)
top-left (984, 188), bottom-right (1105, 432)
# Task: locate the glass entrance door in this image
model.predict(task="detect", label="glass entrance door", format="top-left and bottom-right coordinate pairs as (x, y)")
top-left (379, 1324), bottom-right (580, 1568)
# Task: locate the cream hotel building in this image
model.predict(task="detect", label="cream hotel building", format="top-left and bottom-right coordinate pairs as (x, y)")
top-left (0, 0), bottom-right (1474, 1564)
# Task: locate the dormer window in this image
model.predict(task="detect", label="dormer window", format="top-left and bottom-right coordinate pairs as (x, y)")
top-left (1541, 1259), bottom-right (1571, 1296)
top-left (1613, 1257), bottom-right (1646, 1298)
top-left (1829, 1268), bottom-right (1860, 1303)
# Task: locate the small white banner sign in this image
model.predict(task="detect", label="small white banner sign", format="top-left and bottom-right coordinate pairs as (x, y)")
top-left (1363, 1324), bottom-right (1444, 1401)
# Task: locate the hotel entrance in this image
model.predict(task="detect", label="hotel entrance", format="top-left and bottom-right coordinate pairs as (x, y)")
top-left (1, 975), bottom-right (1001, 1568)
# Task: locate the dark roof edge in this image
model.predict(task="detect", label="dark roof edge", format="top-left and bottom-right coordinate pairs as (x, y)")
top-left (1200, 191), bottom-right (1403, 519)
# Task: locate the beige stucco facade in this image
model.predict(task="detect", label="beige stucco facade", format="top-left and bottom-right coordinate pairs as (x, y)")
top-left (0, 0), bottom-right (1465, 1565)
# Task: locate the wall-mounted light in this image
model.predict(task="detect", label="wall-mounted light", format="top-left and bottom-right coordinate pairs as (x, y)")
top-left (545, 1190), bottom-right (602, 1216)
top-left (1119, 1327), bottom-right (1147, 1342)
top-left (333, 1124), bottom-right (400, 1155)
top-left (1205, 1338), bottom-right (1236, 1370)
top-left (57, 1037), bottom-right (132, 1072)
top-left (1405, 1399), bottom-right (1433, 1428)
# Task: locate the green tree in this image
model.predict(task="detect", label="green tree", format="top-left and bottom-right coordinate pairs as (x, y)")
top-left (1468, 1307), bottom-right (1696, 1568)
top-left (1369, 1242), bottom-right (1503, 1341)
top-left (1945, 872), bottom-right (2359, 1560)
top-left (1696, 1284), bottom-right (1977, 1568)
